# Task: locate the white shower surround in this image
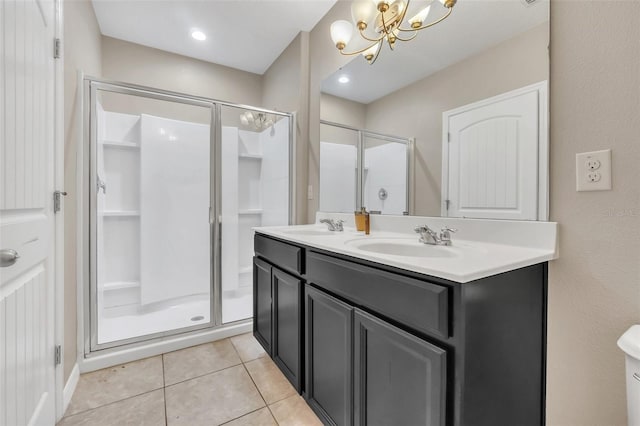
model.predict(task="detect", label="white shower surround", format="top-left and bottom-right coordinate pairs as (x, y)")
top-left (96, 107), bottom-right (290, 343)
top-left (140, 114), bottom-right (211, 305)
top-left (319, 140), bottom-right (407, 215)
top-left (221, 118), bottom-right (290, 324)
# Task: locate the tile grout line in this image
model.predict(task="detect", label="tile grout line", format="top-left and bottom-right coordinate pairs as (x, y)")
top-left (240, 358), bottom-right (284, 426)
top-left (164, 360), bottom-right (244, 389)
top-left (162, 354), bottom-right (168, 426)
top-left (217, 406), bottom-right (272, 426)
top-left (61, 388), bottom-right (163, 421)
top-left (241, 361), bottom-right (269, 407)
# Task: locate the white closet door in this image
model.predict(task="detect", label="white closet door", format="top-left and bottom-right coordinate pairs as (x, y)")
top-left (0, 0), bottom-right (57, 425)
top-left (445, 87), bottom-right (541, 220)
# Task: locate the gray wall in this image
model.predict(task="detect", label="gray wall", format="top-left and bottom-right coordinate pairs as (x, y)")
top-left (63, 0), bottom-right (103, 383)
top-left (546, 2), bottom-right (640, 425)
top-left (101, 36), bottom-right (263, 106)
top-left (261, 32), bottom-right (311, 224)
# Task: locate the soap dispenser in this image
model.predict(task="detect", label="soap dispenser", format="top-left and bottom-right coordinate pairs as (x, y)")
top-left (355, 207), bottom-right (370, 235)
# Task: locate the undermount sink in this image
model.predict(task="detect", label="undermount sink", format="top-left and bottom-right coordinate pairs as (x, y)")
top-left (345, 238), bottom-right (458, 258)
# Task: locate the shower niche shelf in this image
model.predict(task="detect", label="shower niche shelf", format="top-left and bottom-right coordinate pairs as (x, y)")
top-left (239, 209), bottom-right (263, 215)
top-left (101, 140), bottom-right (140, 149)
top-left (100, 210), bottom-right (141, 217)
top-left (239, 153), bottom-right (262, 160)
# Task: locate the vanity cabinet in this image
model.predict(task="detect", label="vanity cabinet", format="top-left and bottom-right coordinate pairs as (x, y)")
top-left (254, 232), bottom-right (547, 426)
top-left (253, 236), bottom-right (304, 392)
top-left (305, 285), bottom-right (446, 426)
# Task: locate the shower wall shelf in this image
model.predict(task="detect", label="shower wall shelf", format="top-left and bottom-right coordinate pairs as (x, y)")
top-left (101, 140), bottom-right (140, 149)
top-left (100, 210), bottom-right (141, 217)
top-left (103, 281), bottom-right (140, 291)
top-left (239, 153), bottom-right (262, 160)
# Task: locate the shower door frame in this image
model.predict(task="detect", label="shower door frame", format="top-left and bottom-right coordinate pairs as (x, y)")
top-left (320, 120), bottom-right (414, 215)
top-left (82, 77), bottom-right (295, 356)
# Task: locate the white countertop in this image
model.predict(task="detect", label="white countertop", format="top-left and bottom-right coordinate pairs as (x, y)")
top-left (253, 213), bottom-right (559, 283)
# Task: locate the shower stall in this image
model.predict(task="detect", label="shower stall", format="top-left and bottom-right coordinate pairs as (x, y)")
top-left (83, 78), bottom-right (292, 354)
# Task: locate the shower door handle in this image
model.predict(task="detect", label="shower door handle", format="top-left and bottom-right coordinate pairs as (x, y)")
top-left (97, 177), bottom-right (107, 194)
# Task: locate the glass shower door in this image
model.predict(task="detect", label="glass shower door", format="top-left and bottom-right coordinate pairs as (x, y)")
top-left (89, 81), bottom-right (216, 350)
top-left (219, 104), bottom-right (292, 324)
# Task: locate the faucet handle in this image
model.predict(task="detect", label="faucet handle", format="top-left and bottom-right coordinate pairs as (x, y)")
top-left (441, 227), bottom-right (457, 234)
top-left (414, 225), bottom-right (435, 233)
top-left (335, 219), bottom-right (344, 231)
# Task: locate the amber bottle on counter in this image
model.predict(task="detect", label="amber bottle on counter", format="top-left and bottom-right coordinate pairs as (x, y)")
top-left (355, 207), bottom-right (370, 235)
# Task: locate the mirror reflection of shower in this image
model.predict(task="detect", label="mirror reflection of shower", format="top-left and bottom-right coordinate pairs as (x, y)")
top-left (319, 120), bottom-right (411, 215)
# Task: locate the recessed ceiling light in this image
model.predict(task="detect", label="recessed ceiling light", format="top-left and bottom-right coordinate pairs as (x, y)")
top-left (338, 75), bottom-right (350, 84)
top-left (191, 30), bottom-right (206, 41)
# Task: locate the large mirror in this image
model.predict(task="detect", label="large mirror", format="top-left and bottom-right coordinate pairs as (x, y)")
top-left (320, 0), bottom-right (549, 220)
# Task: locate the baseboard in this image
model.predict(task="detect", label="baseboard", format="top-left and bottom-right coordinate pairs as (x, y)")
top-left (63, 363), bottom-right (80, 415)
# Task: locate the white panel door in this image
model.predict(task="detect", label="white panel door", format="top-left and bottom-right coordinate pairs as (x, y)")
top-left (0, 0), bottom-right (57, 425)
top-left (445, 87), bottom-right (541, 220)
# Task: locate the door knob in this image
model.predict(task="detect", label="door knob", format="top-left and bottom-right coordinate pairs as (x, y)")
top-left (0, 249), bottom-right (20, 267)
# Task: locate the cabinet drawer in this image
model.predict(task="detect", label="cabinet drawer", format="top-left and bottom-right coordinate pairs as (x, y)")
top-left (306, 251), bottom-right (449, 338)
top-left (255, 234), bottom-right (303, 275)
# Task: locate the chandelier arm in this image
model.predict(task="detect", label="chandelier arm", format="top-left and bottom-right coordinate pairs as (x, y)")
top-left (397, 6), bottom-right (453, 32)
top-left (368, 41), bottom-right (383, 65)
top-left (393, 31), bottom-right (418, 42)
top-left (397, 0), bottom-right (411, 27)
top-left (339, 40), bottom-right (381, 56)
top-left (358, 27), bottom-right (387, 43)
top-left (379, 9), bottom-right (395, 50)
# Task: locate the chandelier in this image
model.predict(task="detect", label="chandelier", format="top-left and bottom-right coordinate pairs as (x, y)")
top-left (240, 111), bottom-right (274, 130)
top-left (330, 0), bottom-right (456, 64)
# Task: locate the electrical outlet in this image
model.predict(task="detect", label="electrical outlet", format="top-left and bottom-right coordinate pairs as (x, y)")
top-left (587, 171), bottom-right (601, 182)
top-left (576, 149), bottom-right (612, 191)
top-left (586, 159), bottom-right (601, 170)
top-left (307, 185), bottom-right (313, 200)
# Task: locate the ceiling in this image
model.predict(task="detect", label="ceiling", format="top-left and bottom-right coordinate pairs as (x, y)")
top-left (322, 0), bottom-right (549, 104)
top-left (91, 0), bottom-right (337, 75)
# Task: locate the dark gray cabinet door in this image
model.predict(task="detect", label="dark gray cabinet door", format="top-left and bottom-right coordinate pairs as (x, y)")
top-left (305, 285), bottom-right (353, 426)
top-left (253, 257), bottom-right (272, 355)
top-left (273, 268), bottom-right (302, 392)
top-left (354, 310), bottom-right (447, 426)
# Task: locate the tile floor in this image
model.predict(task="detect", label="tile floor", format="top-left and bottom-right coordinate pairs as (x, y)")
top-left (59, 333), bottom-right (322, 426)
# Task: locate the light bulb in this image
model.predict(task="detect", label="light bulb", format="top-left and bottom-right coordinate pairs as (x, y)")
top-left (240, 114), bottom-right (249, 126)
top-left (361, 42), bottom-right (380, 62)
top-left (409, 5), bottom-right (431, 27)
top-left (330, 20), bottom-right (353, 49)
top-left (351, 0), bottom-right (375, 29)
top-left (191, 30), bottom-right (206, 41)
top-left (338, 75), bottom-right (350, 84)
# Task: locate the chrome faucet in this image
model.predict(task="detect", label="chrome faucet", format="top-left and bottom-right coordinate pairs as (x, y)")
top-left (414, 225), bottom-right (457, 246)
top-left (320, 219), bottom-right (344, 232)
